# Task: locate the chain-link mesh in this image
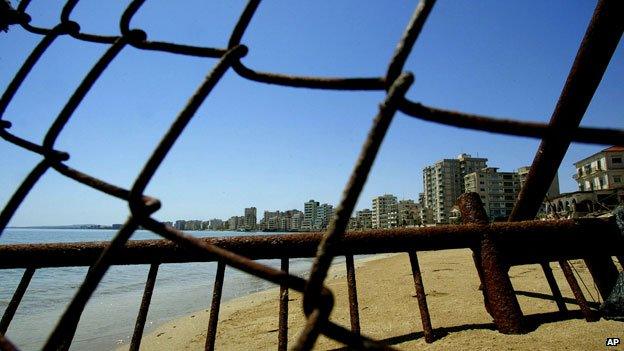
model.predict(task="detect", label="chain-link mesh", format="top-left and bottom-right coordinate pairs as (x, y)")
top-left (1, 0), bottom-right (623, 350)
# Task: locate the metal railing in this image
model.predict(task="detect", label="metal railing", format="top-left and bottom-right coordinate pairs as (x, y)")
top-left (1, 0), bottom-right (623, 350)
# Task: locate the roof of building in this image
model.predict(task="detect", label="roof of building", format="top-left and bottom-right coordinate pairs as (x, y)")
top-left (603, 145), bottom-right (624, 152)
top-left (573, 145), bottom-right (624, 166)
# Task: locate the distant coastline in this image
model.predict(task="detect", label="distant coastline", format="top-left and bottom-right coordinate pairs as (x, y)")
top-left (6, 224), bottom-right (123, 230)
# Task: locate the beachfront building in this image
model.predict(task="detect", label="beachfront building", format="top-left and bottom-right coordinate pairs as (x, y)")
top-left (356, 209), bottom-right (373, 230)
top-left (397, 200), bottom-right (421, 227)
top-left (372, 194), bottom-right (398, 229)
top-left (263, 210), bottom-right (281, 231)
top-left (284, 209), bottom-right (303, 231)
top-left (301, 200), bottom-right (319, 231)
top-left (422, 154), bottom-right (488, 223)
top-left (314, 203), bottom-right (334, 230)
top-left (464, 167), bottom-right (521, 220)
top-left (209, 219), bottom-right (223, 230)
top-left (227, 216), bottom-right (243, 230)
top-left (349, 208), bottom-right (373, 231)
top-left (572, 146), bottom-right (624, 191)
top-left (244, 207), bottom-right (257, 231)
top-left (290, 211), bottom-right (303, 231)
top-left (174, 220), bottom-right (186, 230)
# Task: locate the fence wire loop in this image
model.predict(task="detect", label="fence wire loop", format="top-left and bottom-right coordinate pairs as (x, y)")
top-left (1, 0), bottom-right (623, 350)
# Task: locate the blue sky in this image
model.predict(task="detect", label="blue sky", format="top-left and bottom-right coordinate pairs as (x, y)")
top-left (1, 1), bottom-right (622, 226)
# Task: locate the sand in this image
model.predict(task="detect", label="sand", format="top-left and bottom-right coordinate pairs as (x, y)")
top-left (120, 249), bottom-right (623, 350)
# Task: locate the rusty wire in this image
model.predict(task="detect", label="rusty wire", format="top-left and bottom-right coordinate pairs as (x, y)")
top-left (0, 0), bottom-right (623, 350)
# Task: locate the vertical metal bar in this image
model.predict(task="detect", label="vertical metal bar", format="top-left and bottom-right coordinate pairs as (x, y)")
top-left (558, 261), bottom-right (597, 322)
top-left (408, 251), bottom-right (434, 343)
top-left (278, 258), bottom-right (289, 351)
top-left (584, 256), bottom-right (619, 300)
top-left (205, 261), bottom-right (226, 351)
top-left (129, 263), bottom-right (159, 351)
top-left (540, 262), bottom-right (568, 313)
top-left (471, 248), bottom-right (491, 314)
top-left (345, 254), bottom-right (360, 335)
top-left (0, 267), bottom-right (35, 334)
top-left (458, 193), bottom-right (524, 334)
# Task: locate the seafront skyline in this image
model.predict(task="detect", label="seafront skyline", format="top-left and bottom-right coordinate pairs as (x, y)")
top-left (1, 1), bottom-right (622, 227)
top-left (15, 145), bottom-right (622, 231)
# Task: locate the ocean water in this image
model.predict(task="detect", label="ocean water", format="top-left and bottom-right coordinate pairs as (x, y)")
top-left (0, 229), bottom-right (333, 350)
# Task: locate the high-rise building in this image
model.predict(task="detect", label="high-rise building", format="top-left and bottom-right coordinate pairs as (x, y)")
top-left (422, 154), bottom-right (488, 223)
top-left (302, 200), bottom-right (319, 231)
top-left (372, 194), bottom-right (398, 229)
top-left (572, 146), bottom-right (624, 191)
top-left (314, 203), bottom-right (334, 230)
top-left (464, 167), bottom-right (521, 219)
top-left (244, 207), bottom-right (257, 231)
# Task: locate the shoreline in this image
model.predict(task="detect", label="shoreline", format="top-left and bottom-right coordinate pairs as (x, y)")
top-left (121, 250), bottom-right (622, 350)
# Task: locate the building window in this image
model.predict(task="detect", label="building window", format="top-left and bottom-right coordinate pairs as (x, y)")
top-left (614, 176), bottom-right (622, 183)
top-left (612, 157), bottom-right (622, 164)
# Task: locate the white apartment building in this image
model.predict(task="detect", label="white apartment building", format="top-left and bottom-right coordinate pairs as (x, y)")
top-left (573, 146), bottom-right (624, 191)
top-left (372, 194), bottom-right (398, 229)
top-left (422, 154), bottom-right (488, 223)
top-left (464, 167), bottom-right (521, 219)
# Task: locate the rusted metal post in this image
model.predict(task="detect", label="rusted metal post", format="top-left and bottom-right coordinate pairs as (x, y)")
top-left (458, 193), bottom-right (524, 334)
top-left (278, 258), bottom-right (289, 351)
top-left (129, 263), bottom-right (159, 351)
top-left (583, 256), bottom-right (619, 300)
top-left (540, 262), bottom-right (568, 313)
top-left (470, 248), bottom-right (491, 314)
top-left (0, 267), bottom-right (35, 334)
top-left (460, 195), bottom-right (492, 316)
top-left (0, 334), bottom-right (19, 351)
top-left (558, 260), bottom-right (598, 322)
top-left (345, 254), bottom-right (361, 336)
top-left (205, 261), bottom-right (226, 351)
top-left (408, 251), bottom-right (434, 343)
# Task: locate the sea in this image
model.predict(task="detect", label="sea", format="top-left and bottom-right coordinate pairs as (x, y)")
top-left (0, 228), bottom-right (338, 350)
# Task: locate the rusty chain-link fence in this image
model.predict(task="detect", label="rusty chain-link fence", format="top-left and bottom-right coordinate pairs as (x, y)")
top-left (1, 0), bottom-right (623, 350)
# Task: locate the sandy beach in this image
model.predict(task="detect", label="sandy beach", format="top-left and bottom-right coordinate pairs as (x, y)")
top-left (122, 249), bottom-right (622, 350)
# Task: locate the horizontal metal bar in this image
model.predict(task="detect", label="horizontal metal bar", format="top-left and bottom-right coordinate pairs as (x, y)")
top-left (0, 218), bottom-right (621, 269)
